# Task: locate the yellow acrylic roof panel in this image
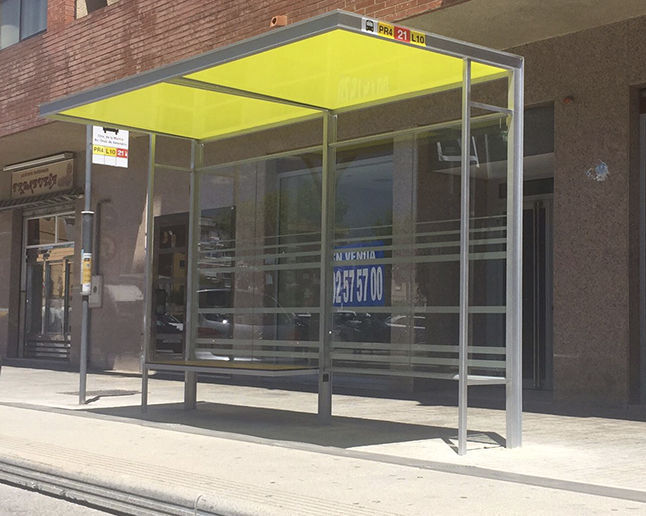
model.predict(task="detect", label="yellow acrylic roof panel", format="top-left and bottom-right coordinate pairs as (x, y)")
top-left (186, 30), bottom-right (505, 111)
top-left (42, 10), bottom-right (518, 141)
top-left (60, 82), bottom-right (318, 141)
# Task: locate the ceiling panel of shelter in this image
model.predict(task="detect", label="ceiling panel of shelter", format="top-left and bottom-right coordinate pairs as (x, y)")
top-left (186, 29), bottom-right (506, 112)
top-left (61, 82), bottom-right (318, 140)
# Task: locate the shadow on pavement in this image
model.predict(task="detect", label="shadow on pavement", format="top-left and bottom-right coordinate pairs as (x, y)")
top-left (148, 372), bottom-right (646, 422)
top-left (84, 401), bottom-right (505, 450)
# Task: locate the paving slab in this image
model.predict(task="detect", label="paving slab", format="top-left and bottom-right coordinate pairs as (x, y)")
top-left (1, 366), bottom-right (645, 514)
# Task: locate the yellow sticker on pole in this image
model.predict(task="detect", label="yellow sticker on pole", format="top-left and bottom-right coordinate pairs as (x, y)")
top-left (81, 252), bottom-right (92, 296)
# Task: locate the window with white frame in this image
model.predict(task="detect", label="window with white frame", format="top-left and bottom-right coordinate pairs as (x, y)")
top-left (0, 0), bottom-right (46, 49)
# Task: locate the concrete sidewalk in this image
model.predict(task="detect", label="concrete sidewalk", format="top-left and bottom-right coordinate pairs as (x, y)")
top-left (0, 366), bottom-right (645, 514)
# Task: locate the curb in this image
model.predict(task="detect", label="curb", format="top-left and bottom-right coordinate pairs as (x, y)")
top-left (3, 402), bottom-right (646, 506)
top-left (0, 456), bottom-right (259, 516)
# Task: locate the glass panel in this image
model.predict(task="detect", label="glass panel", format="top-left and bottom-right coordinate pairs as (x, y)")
top-left (56, 214), bottom-right (76, 243)
top-left (27, 216), bottom-right (56, 245)
top-left (467, 118), bottom-right (509, 377)
top-left (24, 246), bottom-right (74, 338)
top-left (20, 0), bottom-right (46, 39)
top-left (0, 0), bottom-right (20, 49)
top-left (64, 257), bottom-right (73, 335)
top-left (46, 260), bottom-right (65, 334)
top-left (152, 215), bottom-right (188, 360)
top-left (194, 154), bottom-right (322, 369)
top-left (25, 248), bottom-right (44, 337)
top-left (331, 141), bottom-right (398, 375)
top-left (329, 121), bottom-right (509, 379)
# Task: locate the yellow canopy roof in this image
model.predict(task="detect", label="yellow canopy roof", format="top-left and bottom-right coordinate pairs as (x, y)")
top-left (41, 11), bottom-right (520, 141)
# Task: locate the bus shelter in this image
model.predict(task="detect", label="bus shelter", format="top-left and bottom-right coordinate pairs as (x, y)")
top-left (40, 10), bottom-right (524, 455)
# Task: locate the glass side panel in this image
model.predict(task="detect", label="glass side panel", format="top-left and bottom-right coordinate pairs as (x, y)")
top-left (194, 154), bottom-right (322, 369)
top-left (330, 120), bottom-right (509, 379)
top-left (151, 214), bottom-right (188, 361)
top-left (330, 142), bottom-right (396, 374)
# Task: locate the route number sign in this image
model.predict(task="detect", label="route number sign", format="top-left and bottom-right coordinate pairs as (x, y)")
top-left (92, 126), bottom-right (129, 168)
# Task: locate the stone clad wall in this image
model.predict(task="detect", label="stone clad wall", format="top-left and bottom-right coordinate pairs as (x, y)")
top-left (512, 16), bottom-right (646, 403)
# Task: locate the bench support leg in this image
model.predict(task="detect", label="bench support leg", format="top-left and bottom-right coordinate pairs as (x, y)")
top-left (184, 370), bottom-right (197, 410)
top-left (318, 371), bottom-right (332, 422)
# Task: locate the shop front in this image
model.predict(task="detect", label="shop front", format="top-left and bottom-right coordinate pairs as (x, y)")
top-left (0, 154), bottom-right (81, 362)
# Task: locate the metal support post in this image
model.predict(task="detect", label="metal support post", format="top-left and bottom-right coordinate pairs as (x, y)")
top-left (141, 134), bottom-right (156, 412)
top-left (506, 64), bottom-right (524, 448)
top-left (457, 59), bottom-right (472, 456)
top-left (184, 140), bottom-right (201, 410)
top-left (318, 112), bottom-right (337, 422)
top-left (79, 125), bottom-right (94, 405)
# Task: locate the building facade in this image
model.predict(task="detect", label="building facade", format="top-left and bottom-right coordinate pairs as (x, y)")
top-left (0, 0), bottom-right (645, 405)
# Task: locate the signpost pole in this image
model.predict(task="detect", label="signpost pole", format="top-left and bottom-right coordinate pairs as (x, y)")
top-left (79, 125), bottom-right (94, 405)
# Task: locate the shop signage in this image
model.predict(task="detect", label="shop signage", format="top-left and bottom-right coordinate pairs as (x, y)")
top-left (333, 242), bottom-right (385, 307)
top-left (92, 126), bottom-right (129, 168)
top-left (11, 158), bottom-right (74, 199)
top-left (362, 17), bottom-right (426, 47)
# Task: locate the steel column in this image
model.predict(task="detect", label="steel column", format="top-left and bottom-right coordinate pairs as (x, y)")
top-left (184, 141), bottom-right (201, 410)
top-left (457, 59), bottom-right (472, 456)
top-left (79, 125), bottom-right (93, 405)
top-left (141, 134), bottom-right (156, 412)
top-left (318, 112), bottom-right (336, 422)
top-left (506, 64), bottom-right (524, 448)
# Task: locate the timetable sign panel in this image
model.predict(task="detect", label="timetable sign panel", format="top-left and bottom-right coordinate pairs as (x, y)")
top-left (92, 126), bottom-right (129, 168)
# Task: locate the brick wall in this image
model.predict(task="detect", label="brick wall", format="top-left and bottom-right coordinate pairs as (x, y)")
top-left (0, 0), bottom-right (468, 139)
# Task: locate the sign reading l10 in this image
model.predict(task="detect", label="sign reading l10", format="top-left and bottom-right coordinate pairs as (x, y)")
top-left (333, 242), bottom-right (385, 307)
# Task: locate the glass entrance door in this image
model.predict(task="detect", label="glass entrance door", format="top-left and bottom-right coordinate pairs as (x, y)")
top-left (22, 212), bottom-right (76, 360)
top-left (24, 246), bottom-right (74, 359)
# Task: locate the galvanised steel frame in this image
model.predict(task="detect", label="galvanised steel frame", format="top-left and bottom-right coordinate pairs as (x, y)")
top-left (40, 10), bottom-right (524, 455)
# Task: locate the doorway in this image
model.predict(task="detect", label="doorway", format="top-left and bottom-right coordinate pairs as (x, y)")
top-left (523, 198), bottom-right (553, 389)
top-left (21, 212), bottom-right (76, 360)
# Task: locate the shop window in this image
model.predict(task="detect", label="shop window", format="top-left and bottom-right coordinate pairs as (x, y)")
top-left (0, 0), bottom-right (46, 49)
